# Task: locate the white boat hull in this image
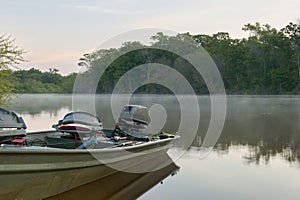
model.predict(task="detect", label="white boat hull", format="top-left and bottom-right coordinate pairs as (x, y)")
top-left (0, 138), bottom-right (175, 199)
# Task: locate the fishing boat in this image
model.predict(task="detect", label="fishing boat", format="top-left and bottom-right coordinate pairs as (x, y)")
top-left (0, 106), bottom-right (178, 199)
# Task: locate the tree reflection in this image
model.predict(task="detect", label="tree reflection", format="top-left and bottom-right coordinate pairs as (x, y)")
top-left (5, 94), bottom-right (300, 166)
top-left (8, 94), bottom-right (72, 116)
top-left (193, 96), bottom-right (300, 165)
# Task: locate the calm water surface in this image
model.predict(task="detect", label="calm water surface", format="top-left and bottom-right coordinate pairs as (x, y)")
top-left (6, 94), bottom-right (300, 200)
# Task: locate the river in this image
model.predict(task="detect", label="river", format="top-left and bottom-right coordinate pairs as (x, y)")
top-left (5, 94), bottom-right (300, 200)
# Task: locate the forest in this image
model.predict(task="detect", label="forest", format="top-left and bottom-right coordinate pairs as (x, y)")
top-left (77, 22), bottom-right (300, 95)
top-left (12, 68), bottom-right (76, 93)
top-left (1, 22), bottom-right (300, 98)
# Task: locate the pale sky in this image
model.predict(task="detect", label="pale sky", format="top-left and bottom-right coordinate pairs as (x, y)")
top-left (0, 0), bottom-right (299, 75)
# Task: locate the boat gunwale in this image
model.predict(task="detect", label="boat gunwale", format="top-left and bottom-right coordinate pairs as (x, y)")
top-left (0, 136), bottom-right (178, 154)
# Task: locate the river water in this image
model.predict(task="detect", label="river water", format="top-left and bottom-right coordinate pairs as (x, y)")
top-left (5, 94), bottom-right (300, 200)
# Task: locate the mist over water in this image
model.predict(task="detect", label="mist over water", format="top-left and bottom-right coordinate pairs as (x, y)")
top-left (7, 94), bottom-right (300, 199)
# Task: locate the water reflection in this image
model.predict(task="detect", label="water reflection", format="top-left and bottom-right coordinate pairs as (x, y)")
top-left (46, 155), bottom-right (179, 200)
top-left (9, 94), bottom-right (72, 116)
top-left (214, 96), bottom-right (300, 165)
top-left (6, 94), bottom-right (300, 166)
top-left (3, 94), bottom-right (300, 199)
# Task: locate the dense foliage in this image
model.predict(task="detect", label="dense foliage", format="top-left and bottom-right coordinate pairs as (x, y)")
top-left (3, 22), bottom-right (300, 95)
top-left (12, 68), bottom-right (77, 93)
top-left (0, 34), bottom-right (25, 104)
top-left (77, 22), bottom-right (300, 94)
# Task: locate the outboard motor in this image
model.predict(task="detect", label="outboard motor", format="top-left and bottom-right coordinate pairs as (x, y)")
top-left (52, 111), bottom-right (103, 134)
top-left (50, 111), bottom-right (103, 149)
top-left (114, 105), bottom-right (151, 138)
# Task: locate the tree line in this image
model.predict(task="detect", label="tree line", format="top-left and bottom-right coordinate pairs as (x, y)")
top-left (12, 68), bottom-right (76, 93)
top-left (1, 21), bottom-right (300, 102)
top-left (78, 22), bottom-right (300, 94)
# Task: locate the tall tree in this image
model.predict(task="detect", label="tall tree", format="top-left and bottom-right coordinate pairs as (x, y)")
top-left (76, 21), bottom-right (300, 95)
top-left (0, 34), bottom-right (25, 104)
top-left (281, 22), bottom-right (300, 79)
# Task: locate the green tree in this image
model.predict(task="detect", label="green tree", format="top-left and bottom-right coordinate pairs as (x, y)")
top-left (60, 73), bottom-right (77, 93)
top-left (12, 68), bottom-right (76, 93)
top-left (242, 22), bottom-right (299, 93)
top-left (74, 21), bottom-right (300, 95)
top-left (0, 34), bottom-right (25, 104)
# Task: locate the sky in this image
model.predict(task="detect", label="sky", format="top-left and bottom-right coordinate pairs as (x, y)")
top-left (0, 0), bottom-right (299, 75)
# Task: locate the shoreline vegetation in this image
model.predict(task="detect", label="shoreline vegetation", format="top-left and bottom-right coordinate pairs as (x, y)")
top-left (1, 22), bottom-right (300, 100)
